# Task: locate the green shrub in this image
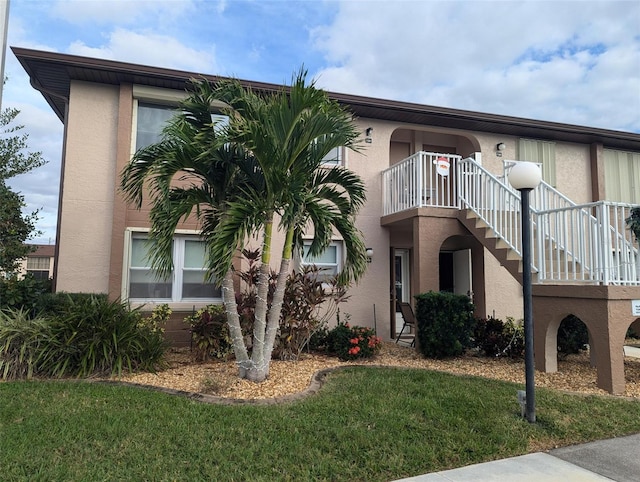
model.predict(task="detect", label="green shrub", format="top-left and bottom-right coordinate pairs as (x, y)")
top-left (557, 314), bottom-right (589, 357)
top-left (43, 295), bottom-right (168, 377)
top-left (0, 309), bottom-right (51, 379)
top-left (184, 305), bottom-right (232, 361)
top-left (0, 296), bottom-right (168, 379)
top-left (415, 292), bottom-right (475, 358)
top-left (474, 316), bottom-right (524, 358)
top-left (325, 318), bottom-right (381, 361)
top-left (274, 266), bottom-right (348, 360)
top-left (308, 325), bottom-right (329, 351)
top-left (0, 274), bottom-right (52, 315)
top-left (626, 206), bottom-right (640, 242)
top-left (35, 292), bottom-right (105, 317)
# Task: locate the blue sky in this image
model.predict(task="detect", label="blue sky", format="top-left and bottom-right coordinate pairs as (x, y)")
top-left (2, 0), bottom-right (639, 243)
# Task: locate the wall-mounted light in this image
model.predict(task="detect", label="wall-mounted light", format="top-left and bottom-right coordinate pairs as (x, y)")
top-left (496, 142), bottom-right (506, 151)
top-left (365, 247), bottom-right (374, 263)
top-left (365, 127), bottom-right (373, 143)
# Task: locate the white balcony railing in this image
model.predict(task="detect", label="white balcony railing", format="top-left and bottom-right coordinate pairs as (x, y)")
top-left (382, 153), bottom-right (640, 286)
top-left (381, 152), bottom-right (462, 215)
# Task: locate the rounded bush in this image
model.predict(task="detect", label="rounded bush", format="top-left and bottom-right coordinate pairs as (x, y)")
top-left (325, 321), bottom-right (381, 361)
top-left (415, 292), bottom-right (475, 358)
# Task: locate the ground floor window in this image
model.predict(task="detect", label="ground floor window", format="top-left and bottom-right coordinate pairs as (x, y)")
top-left (302, 241), bottom-right (343, 280)
top-left (128, 234), bottom-right (221, 302)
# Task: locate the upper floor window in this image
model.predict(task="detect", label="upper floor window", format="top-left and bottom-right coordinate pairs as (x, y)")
top-left (135, 103), bottom-right (177, 151)
top-left (302, 240), bottom-right (343, 281)
top-left (128, 234), bottom-right (221, 302)
top-left (604, 149), bottom-right (640, 203)
top-left (518, 138), bottom-right (556, 186)
top-left (133, 100), bottom-right (229, 153)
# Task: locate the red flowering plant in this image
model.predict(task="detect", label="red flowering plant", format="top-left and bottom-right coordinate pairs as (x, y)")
top-left (326, 317), bottom-right (382, 361)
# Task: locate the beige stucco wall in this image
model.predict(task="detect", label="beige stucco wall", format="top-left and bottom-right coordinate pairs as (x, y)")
top-left (56, 81), bottom-right (119, 293)
top-left (554, 142), bottom-right (591, 203)
top-left (338, 119), bottom-right (395, 339)
top-left (51, 78), bottom-right (599, 342)
top-left (482, 252), bottom-right (524, 320)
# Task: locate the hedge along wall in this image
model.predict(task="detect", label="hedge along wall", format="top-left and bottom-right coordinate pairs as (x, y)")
top-left (414, 291), bottom-right (475, 358)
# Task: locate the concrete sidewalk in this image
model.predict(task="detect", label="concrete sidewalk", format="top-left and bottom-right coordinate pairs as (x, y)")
top-left (394, 433), bottom-right (640, 482)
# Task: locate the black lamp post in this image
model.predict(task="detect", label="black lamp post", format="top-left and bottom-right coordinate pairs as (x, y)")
top-left (508, 161), bottom-right (542, 423)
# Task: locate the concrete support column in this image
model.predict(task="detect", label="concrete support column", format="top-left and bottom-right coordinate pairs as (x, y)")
top-left (412, 216), bottom-right (440, 298)
top-left (591, 324), bottom-right (625, 394)
top-left (533, 310), bottom-right (558, 373)
top-left (469, 238), bottom-right (486, 318)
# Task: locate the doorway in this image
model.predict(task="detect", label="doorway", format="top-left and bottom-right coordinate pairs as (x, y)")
top-left (391, 249), bottom-right (411, 338)
top-left (439, 249), bottom-right (473, 300)
top-left (394, 249), bottom-right (410, 309)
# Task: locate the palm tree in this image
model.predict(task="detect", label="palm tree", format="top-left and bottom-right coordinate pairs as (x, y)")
top-left (120, 80), bottom-right (261, 376)
top-left (121, 71), bottom-right (368, 382)
top-left (211, 71), bottom-right (367, 381)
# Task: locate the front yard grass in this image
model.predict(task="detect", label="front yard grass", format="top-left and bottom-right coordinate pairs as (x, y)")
top-left (2, 366), bottom-right (640, 481)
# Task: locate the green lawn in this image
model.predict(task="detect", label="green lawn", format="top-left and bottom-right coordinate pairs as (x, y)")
top-left (2, 366), bottom-right (640, 481)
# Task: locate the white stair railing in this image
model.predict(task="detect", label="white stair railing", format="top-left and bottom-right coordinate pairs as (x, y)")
top-left (457, 157), bottom-right (639, 285)
top-left (536, 202), bottom-right (639, 285)
top-left (457, 157), bottom-right (530, 263)
top-left (382, 155), bottom-right (639, 285)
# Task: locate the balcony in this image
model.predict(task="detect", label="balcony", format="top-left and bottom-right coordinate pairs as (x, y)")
top-left (382, 151), bottom-right (462, 216)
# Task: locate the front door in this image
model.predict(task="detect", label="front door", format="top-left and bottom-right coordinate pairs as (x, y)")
top-left (392, 249), bottom-right (411, 337)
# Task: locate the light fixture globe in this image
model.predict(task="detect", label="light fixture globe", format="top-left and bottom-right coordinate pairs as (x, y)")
top-left (508, 162), bottom-right (542, 190)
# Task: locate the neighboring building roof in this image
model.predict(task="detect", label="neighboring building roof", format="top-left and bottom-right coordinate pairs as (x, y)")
top-left (12, 46), bottom-right (640, 151)
top-left (26, 244), bottom-right (55, 257)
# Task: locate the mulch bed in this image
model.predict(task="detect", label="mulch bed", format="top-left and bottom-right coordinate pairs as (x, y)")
top-left (111, 342), bottom-right (640, 401)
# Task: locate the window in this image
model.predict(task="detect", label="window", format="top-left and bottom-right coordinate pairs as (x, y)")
top-left (26, 257), bottom-right (50, 270)
top-left (321, 146), bottom-right (343, 166)
top-left (135, 103), bottom-right (177, 151)
top-left (128, 234), bottom-right (221, 302)
top-left (518, 138), bottom-right (556, 186)
top-left (604, 149), bottom-right (640, 203)
top-left (26, 257), bottom-right (51, 281)
top-left (302, 241), bottom-right (343, 280)
top-left (134, 100), bottom-right (230, 153)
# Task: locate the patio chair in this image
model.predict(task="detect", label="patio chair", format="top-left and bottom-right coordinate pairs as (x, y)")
top-left (396, 302), bottom-right (416, 347)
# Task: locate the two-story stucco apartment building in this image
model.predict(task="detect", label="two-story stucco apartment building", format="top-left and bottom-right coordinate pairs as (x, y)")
top-left (14, 47), bottom-right (640, 393)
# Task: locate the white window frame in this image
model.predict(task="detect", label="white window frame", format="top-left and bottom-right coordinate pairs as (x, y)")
top-left (131, 85), bottom-right (228, 157)
top-left (122, 229), bottom-right (221, 305)
top-left (301, 240), bottom-right (344, 280)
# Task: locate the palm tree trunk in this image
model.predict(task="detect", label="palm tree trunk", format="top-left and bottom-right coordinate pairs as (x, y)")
top-left (264, 228), bottom-right (294, 366)
top-left (221, 269), bottom-right (249, 378)
top-left (248, 215), bottom-right (274, 382)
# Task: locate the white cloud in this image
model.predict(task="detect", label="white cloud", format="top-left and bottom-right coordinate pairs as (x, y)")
top-left (68, 28), bottom-right (217, 72)
top-left (50, 0), bottom-right (197, 25)
top-left (312, 0), bottom-right (640, 131)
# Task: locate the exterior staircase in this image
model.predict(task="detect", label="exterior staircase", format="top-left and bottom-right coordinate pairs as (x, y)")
top-left (382, 153), bottom-right (640, 394)
top-left (382, 153), bottom-right (640, 287)
top-left (456, 156), bottom-right (639, 287)
top-left (458, 209), bottom-right (524, 283)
